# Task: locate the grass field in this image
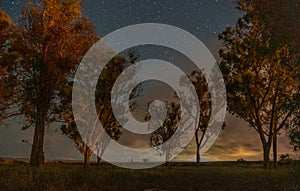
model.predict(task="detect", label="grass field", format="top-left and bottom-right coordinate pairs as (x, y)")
top-left (0, 161), bottom-right (299, 191)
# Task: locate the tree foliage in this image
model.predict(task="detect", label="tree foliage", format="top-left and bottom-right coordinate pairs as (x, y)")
top-left (0, 9), bottom-right (21, 123)
top-left (9, 0), bottom-right (96, 167)
top-left (219, 0), bottom-right (300, 168)
top-left (61, 55), bottom-right (126, 167)
top-left (60, 49), bottom-right (140, 167)
top-left (149, 102), bottom-right (181, 163)
top-left (289, 93), bottom-right (300, 152)
top-left (180, 70), bottom-right (211, 162)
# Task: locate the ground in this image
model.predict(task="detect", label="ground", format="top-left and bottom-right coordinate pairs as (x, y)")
top-left (0, 160), bottom-right (299, 190)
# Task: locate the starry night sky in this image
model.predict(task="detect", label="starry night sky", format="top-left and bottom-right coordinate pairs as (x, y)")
top-left (1, 0), bottom-right (241, 47)
top-left (1, 0), bottom-right (242, 68)
top-left (82, 0), bottom-right (239, 38)
top-left (0, 1), bottom-right (297, 161)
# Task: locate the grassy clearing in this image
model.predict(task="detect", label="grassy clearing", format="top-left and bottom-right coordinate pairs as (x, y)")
top-left (0, 161), bottom-right (299, 191)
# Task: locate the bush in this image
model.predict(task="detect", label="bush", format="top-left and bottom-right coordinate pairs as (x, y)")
top-left (237, 158), bottom-right (246, 164)
top-left (279, 154), bottom-right (293, 165)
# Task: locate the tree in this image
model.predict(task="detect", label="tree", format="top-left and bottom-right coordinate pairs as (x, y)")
top-left (61, 49), bottom-right (139, 167)
top-left (95, 125), bottom-right (119, 165)
top-left (61, 115), bottom-right (122, 167)
top-left (10, 0), bottom-right (96, 167)
top-left (180, 70), bottom-right (210, 162)
top-left (250, 0), bottom-right (300, 168)
top-left (219, 0), bottom-right (300, 168)
top-left (0, 9), bottom-right (20, 123)
top-left (180, 70), bottom-right (226, 163)
top-left (149, 102), bottom-right (181, 164)
top-left (61, 55), bottom-right (125, 167)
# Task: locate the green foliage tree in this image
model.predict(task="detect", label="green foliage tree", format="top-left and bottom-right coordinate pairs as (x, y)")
top-left (10, 0), bottom-right (96, 167)
top-left (219, 0), bottom-right (300, 168)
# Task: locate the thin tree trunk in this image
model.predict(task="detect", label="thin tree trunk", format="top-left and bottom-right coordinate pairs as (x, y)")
top-left (84, 145), bottom-right (92, 168)
top-left (97, 156), bottom-right (101, 165)
top-left (273, 133), bottom-right (278, 168)
top-left (263, 143), bottom-right (271, 169)
top-left (196, 126), bottom-right (208, 163)
top-left (196, 144), bottom-right (200, 163)
top-left (165, 149), bottom-right (170, 166)
top-left (195, 129), bottom-right (201, 163)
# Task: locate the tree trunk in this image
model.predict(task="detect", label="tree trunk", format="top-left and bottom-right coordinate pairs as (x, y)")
top-left (30, 104), bottom-right (47, 167)
top-left (97, 156), bottom-right (101, 165)
top-left (273, 133), bottom-right (278, 168)
top-left (196, 144), bottom-right (200, 163)
top-left (29, 71), bottom-right (53, 167)
top-left (195, 129), bottom-right (201, 163)
top-left (263, 143), bottom-right (271, 169)
top-left (30, 121), bottom-right (45, 167)
top-left (165, 149), bottom-right (170, 166)
top-left (96, 145), bottom-right (103, 165)
top-left (84, 146), bottom-right (92, 168)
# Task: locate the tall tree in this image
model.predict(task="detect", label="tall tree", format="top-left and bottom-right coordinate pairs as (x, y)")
top-left (219, 0), bottom-right (300, 168)
top-left (252, 0), bottom-right (300, 168)
top-left (11, 0), bottom-right (96, 167)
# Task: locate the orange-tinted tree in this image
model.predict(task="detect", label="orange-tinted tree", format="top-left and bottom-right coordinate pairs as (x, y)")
top-left (11, 0), bottom-right (96, 167)
top-left (249, 0), bottom-right (300, 167)
top-left (0, 9), bottom-right (21, 123)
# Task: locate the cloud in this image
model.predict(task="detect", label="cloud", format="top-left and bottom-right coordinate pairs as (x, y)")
top-left (199, 114), bottom-right (296, 161)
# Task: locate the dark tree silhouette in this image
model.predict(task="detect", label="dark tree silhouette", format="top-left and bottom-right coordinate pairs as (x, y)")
top-left (219, 0), bottom-right (300, 168)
